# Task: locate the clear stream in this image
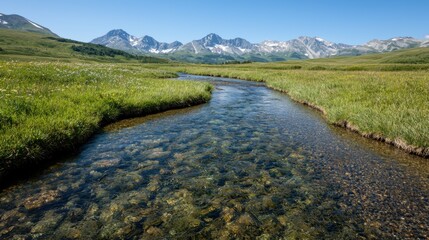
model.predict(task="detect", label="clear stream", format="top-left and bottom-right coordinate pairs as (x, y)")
top-left (0, 74), bottom-right (428, 239)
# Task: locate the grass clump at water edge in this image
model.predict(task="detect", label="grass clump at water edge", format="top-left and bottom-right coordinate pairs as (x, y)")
top-left (0, 61), bottom-right (212, 180)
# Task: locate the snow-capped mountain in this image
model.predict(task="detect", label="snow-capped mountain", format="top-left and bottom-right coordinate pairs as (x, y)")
top-left (91, 29), bottom-right (183, 54)
top-left (178, 33), bottom-right (253, 55)
top-left (0, 13), bottom-right (58, 36)
top-left (365, 37), bottom-right (422, 51)
top-left (91, 30), bottom-right (429, 62)
top-left (337, 37), bottom-right (426, 56)
top-left (256, 37), bottom-right (352, 58)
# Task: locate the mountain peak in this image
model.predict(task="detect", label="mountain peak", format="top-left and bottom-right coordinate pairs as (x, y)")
top-left (0, 13), bottom-right (58, 36)
top-left (199, 33), bottom-right (224, 46)
top-left (389, 36), bottom-right (413, 41)
top-left (297, 36), bottom-right (326, 42)
top-left (142, 35), bottom-right (156, 41)
top-left (91, 30), bottom-right (183, 54)
top-left (140, 35), bottom-right (159, 50)
top-left (106, 29), bottom-right (130, 38)
top-left (205, 33), bottom-right (222, 39)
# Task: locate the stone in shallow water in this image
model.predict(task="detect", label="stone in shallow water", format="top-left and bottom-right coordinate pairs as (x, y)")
top-left (0, 226), bottom-right (14, 237)
top-left (54, 222), bottom-right (82, 239)
top-left (89, 170), bottom-right (102, 178)
top-left (262, 196), bottom-right (276, 210)
top-left (146, 226), bottom-right (163, 236)
top-left (221, 207), bottom-right (236, 223)
top-left (23, 190), bottom-right (60, 210)
top-left (145, 148), bottom-right (170, 159)
top-left (99, 222), bottom-right (132, 239)
top-left (277, 215), bottom-right (288, 226)
top-left (173, 153), bottom-right (185, 161)
top-left (237, 213), bottom-right (255, 226)
top-left (77, 219), bottom-right (101, 239)
top-left (146, 176), bottom-right (160, 192)
top-left (1, 209), bottom-right (24, 222)
top-left (30, 210), bottom-right (63, 233)
top-left (92, 159), bottom-right (121, 168)
top-left (137, 160), bottom-right (159, 170)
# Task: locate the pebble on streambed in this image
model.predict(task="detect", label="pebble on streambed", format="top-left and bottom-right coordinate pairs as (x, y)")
top-left (22, 190), bottom-right (60, 210)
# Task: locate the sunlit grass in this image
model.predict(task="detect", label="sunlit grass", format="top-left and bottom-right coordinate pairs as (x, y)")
top-left (166, 63), bottom-right (429, 153)
top-left (0, 61), bottom-right (212, 177)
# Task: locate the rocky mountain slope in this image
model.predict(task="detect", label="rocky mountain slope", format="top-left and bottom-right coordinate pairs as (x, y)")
top-left (92, 30), bottom-right (429, 63)
top-left (91, 29), bottom-right (182, 54)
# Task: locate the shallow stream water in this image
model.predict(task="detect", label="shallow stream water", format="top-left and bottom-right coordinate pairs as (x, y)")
top-left (0, 74), bottom-right (428, 239)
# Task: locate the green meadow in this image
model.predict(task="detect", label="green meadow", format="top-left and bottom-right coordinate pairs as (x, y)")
top-left (0, 30), bottom-right (212, 179)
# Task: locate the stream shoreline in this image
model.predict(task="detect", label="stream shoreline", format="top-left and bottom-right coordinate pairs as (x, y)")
top-left (0, 96), bottom-right (211, 188)
top-left (189, 72), bottom-right (429, 159)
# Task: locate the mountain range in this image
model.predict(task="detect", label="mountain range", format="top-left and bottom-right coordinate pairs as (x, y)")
top-left (0, 13), bottom-right (57, 37)
top-left (92, 29), bottom-right (429, 63)
top-left (1, 12), bottom-right (428, 64)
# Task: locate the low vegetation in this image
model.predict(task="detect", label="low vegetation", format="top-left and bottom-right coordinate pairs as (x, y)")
top-left (0, 61), bottom-right (212, 179)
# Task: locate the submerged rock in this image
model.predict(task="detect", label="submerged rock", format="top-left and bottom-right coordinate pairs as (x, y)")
top-left (144, 147), bottom-right (170, 159)
top-left (221, 207), bottom-right (236, 223)
top-left (146, 226), bottom-right (163, 237)
top-left (92, 159), bottom-right (121, 168)
top-left (23, 190), bottom-right (60, 210)
top-left (30, 210), bottom-right (63, 233)
top-left (137, 160), bottom-right (159, 170)
top-left (237, 213), bottom-right (255, 226)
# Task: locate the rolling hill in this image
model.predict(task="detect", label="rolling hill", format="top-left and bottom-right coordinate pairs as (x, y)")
top-left (0, 12), bottom-right (57, 36)
top-left (0, 29), bottom-right (168, 63)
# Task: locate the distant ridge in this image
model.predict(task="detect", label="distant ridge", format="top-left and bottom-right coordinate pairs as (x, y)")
top-left (91, 29), bottom-right (429, 63)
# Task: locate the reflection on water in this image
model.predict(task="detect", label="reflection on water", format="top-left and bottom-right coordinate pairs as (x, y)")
top-left (0, 74), bottom-right (428, 239)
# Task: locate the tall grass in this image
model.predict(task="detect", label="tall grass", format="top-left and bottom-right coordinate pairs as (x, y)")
top-left (168, 64), bottom-right (429, 156)
top-left (0, 61), bottom-right (212, 179)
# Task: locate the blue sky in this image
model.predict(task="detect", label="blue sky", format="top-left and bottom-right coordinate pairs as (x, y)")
top-left (2, 0), bottom-right (428, 44)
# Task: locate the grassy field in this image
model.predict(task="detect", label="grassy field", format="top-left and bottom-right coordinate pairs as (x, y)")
top-left (162, 49), bottom-right (429, 157)
top-left (0, 61), bottom-right (212, 180)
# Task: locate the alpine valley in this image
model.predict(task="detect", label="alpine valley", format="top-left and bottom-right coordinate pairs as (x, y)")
top-left (91, 29), bottom-right (429, 63)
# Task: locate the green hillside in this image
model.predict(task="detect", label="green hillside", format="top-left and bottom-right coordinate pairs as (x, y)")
top-left (310, 47), bottom-right (429, 64)
top-left (0, 13), bottom-right (58, 36)
top-left (0, 29), bottom-right (169, 63)
top-left (207, 47), bottom-right (429, 71)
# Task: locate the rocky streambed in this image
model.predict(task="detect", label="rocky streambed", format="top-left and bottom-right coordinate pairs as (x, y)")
top-left (0, 74), bottom-right (428, 239)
